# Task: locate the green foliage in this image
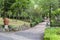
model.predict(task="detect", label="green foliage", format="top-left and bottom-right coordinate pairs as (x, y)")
top-left (4, 0), bottom-right (15, 11)
top-left (30, 22), bottom-right (36, 27)
top-left (51, 9), bottom-right (60, 26)
top-left (0, 0), bottom-right (60, 26)
top-left (30, 16), bottom-right (43, 27)
top-left (21, 12), bottom-right (29, 18)
top-left (44, 27), bottom-right (60, 40)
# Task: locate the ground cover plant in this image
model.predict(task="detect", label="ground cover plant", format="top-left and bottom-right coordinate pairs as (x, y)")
top-left (44, 27), bottom-right (60, 40)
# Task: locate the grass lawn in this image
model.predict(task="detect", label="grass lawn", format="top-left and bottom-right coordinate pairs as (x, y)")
top-left (44, 27), bottom-right (60, 40)
top-left (0, 18), bottom-right (30, 27)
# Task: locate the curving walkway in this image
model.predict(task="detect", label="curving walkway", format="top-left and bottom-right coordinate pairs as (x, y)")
top-left (0, 22), bottom-right (47, 40)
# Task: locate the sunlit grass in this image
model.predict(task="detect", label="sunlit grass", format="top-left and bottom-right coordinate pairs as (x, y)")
top-left (0, 17), bottom-right (30, 27)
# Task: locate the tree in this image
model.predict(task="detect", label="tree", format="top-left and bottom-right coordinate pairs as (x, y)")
top-left (9, 0), bottom-right (31, 20)
top-left (1, 0), bottom-right (15, 31)
top-left (2, 0), bottom-right (15, 18)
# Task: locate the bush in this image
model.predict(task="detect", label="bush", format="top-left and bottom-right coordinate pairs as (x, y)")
top-left (51, 19), bottom-right (60, 27)
top-left (51, 9), bottom-right (60, 27)
top-left (35, 17), bottom-right (43, 23)
top-left (44, 27), bottom-right (60, 40)
top-left (30, 17), bottom-right (43, 27)
top-left (30, 22), bottom-right (37, 27)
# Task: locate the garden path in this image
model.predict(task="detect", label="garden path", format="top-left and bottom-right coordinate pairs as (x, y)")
top-left (0, 22), bottom-right (47, 40)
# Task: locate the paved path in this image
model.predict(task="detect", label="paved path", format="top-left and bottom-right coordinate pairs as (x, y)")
top-left (0, 22), bottom-right (47, 40)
